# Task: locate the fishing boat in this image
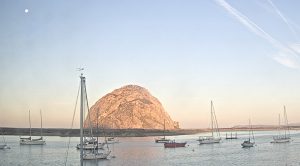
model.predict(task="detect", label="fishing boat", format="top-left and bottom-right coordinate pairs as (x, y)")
top-left (155, 119), bottom-right (170, 143)
top-left (198, 101), bottom-right (221, 144)
top-left (77, 73), bottom-right (110, 163)
top-left (271, 106), bottom-right (291, 143)
top-left (241, 119), bottom-right (255, 148)
top-left (164, 140), bottom-right (187, 148)
top-left (20, 110), bottom-right (45, 145)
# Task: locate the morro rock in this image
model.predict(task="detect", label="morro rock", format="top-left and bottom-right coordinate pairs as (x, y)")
top-left (84, 85), bottom-right (179, 130)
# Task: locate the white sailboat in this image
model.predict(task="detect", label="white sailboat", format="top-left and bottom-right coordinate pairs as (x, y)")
top-left (198, 101), bottom-right (221, 144)
top-left (155, 119), bottom-right (170, 143)
top-left (77, 73), bottom-right (110, 163)
top-left (241, 119), bottom-right (255, 148)
top-left (271, 106), bottom-right (291, 143)
top-left (20, 110), bottom-right (45, 145)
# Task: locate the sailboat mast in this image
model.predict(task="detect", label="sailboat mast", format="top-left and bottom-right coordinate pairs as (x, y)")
top-left (284, 106), bottom-right (290, 137)
top-left (80, 74), bottom-right (84, 166)
top-left (248, 119), bottom-right (251, 141)
top-left (40, 110), bottom-right (43, 138)
top-left (278, 113), bottom-right (281, 136)
top-left (211, 101), bottom-right (214, 138)
top-left (29, 110), bottom-right (32, 138)
top-left (163, 119), bottom-right (165, 139)
top-left (97, 108), bottom-right (99, 144)
top-left (283, 106), bottom-right (287, 138)
top-left (250, 119), bottom-right (255, 143)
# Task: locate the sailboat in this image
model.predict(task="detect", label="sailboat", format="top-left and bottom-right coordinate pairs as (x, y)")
top-left (0, 129), bottom-right (10, 149)
top-left (77, 108), bottom-right (105, 150)
top-left (241, 119), bottom-right (255, 148)
top-left (77, 73), bottom-right (110, 163)
top-left (198, 101), bottom-right (221, 144)
top-left (20, 110), bottom-right (45, 145)
top-left (105, 123), bottom-right (119, 144)
top-left (271, 106), bottom-right (291, 143)
top-left (155, 119), bottom-right (170, 143)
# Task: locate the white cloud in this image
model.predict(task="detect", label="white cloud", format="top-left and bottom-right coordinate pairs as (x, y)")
top-left (215, 0), bottom-right (300, 69)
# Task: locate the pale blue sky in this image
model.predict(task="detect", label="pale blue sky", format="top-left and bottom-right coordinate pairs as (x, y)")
top-left (1, 0), bottom-right (300, 128)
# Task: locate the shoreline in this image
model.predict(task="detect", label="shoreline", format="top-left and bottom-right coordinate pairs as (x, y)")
top-left (1, 127), bottom-right (299, 137)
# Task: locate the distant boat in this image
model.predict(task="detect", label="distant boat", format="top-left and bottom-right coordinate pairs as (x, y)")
top-left (164, 140), bottom-right (187, 148)
top-left (20, 110), bottom-right (45, 145)
top-left (77, 73), bottom-right (111, 163)
top-left (241, 119), bottom-right (255, 148)
top-left (76, 137), bottom-right (105, 150)
top-left (0, 129), bottom-right (10, 149)
top-left (198, 101), bottom-right (221, 144)
top-left (105, 123), bottom-right (119, 144)
top-left (271, 106), bottom-right (291, 143)
top-left (155, 119), bottom-right (170, 143)
top-left (106, 137), bottom-right (119, 144)
top-left (226, 131), bottom-right (237, 139)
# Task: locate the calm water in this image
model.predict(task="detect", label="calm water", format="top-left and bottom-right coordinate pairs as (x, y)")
top-left (1, 130), bottom-right (300, 166)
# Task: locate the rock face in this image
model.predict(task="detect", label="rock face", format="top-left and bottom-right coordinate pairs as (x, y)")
top-left (84, 85), bottom-right (179, 130)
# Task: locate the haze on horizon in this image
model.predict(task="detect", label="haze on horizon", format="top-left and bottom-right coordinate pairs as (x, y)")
top-left (1, 0), bottom-right (300, 129)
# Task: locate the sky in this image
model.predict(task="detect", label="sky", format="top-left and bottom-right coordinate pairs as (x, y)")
top-left (1, 0), bottom-right (300, 129)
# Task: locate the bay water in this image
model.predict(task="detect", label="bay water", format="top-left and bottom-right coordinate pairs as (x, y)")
top-left (1, 130), bottom-right (300, 166)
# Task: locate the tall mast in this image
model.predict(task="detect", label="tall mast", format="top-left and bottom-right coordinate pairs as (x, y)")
top-left (80, 74), bottom-right (85, 166)
top-left (163, 119), bottom-right (165, 139)
top-left (97, 108), bottom-right (99, 144)
top-left (40, 110), bottom-right (43, 138)
top-left (248, 119), bottom-right (251, 141)
top-left (283, 106), bottom-right (286, 138)
top-left (278, 113), bottom-right (281, 136)
top-left (283, 106), bottom-right (290, 138)
top-left (211, 100), bottom-right (214, 138)
top-left (29, 110), bottom-right (32, 138)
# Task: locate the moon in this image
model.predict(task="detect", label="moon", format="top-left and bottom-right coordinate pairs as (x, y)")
top-left (25, 9), bottom-right (29, 13)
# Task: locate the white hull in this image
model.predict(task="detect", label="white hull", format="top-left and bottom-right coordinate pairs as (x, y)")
top-left (20, 140), bottom-right (45, 145)
top-left (77, 143), bottom-right (104, 150)
top-left (198, 137), bottom-right (221, 144)
top-left (106, 140), bottom-right (119, 144)
top-left (83, 150), bottom-right (111, 160)
top-left (271, 137), bottom-right (291, 143)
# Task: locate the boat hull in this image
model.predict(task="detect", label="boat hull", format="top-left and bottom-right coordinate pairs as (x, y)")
top-left (83, 151), bottom-right (111, 160)
top-left (20, 140), bottom-right (45, 145)
top-left (271, 138), bottom-right (291, 143)
top-left (198, 137), bottom-right (221, 144)
top-left (241, 141), bottom-right (254, 148)
top-left (155, 138), bottom-right (170, 143)
top-left (0, 144), bottom-right (9, 149)
top-left (164, 142), bottom-right (186, 148)
top-left (76, 143), bottom-right (104, 150)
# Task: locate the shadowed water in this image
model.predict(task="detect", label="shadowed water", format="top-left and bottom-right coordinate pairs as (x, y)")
top-left (1, 130), bottom-right (300, 166)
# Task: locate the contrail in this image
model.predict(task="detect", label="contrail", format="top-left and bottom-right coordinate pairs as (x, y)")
top-left (267, 0), bottom-right (299, 41)
top-left (215, 0), bottom-right (300, 68)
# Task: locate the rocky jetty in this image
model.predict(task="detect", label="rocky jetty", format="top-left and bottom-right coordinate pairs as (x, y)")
top-left (84, 85), bottom-right (179, 130)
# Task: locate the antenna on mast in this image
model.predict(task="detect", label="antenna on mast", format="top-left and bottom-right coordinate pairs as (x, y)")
top-left (77, 67), bottom-right (84, 76)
